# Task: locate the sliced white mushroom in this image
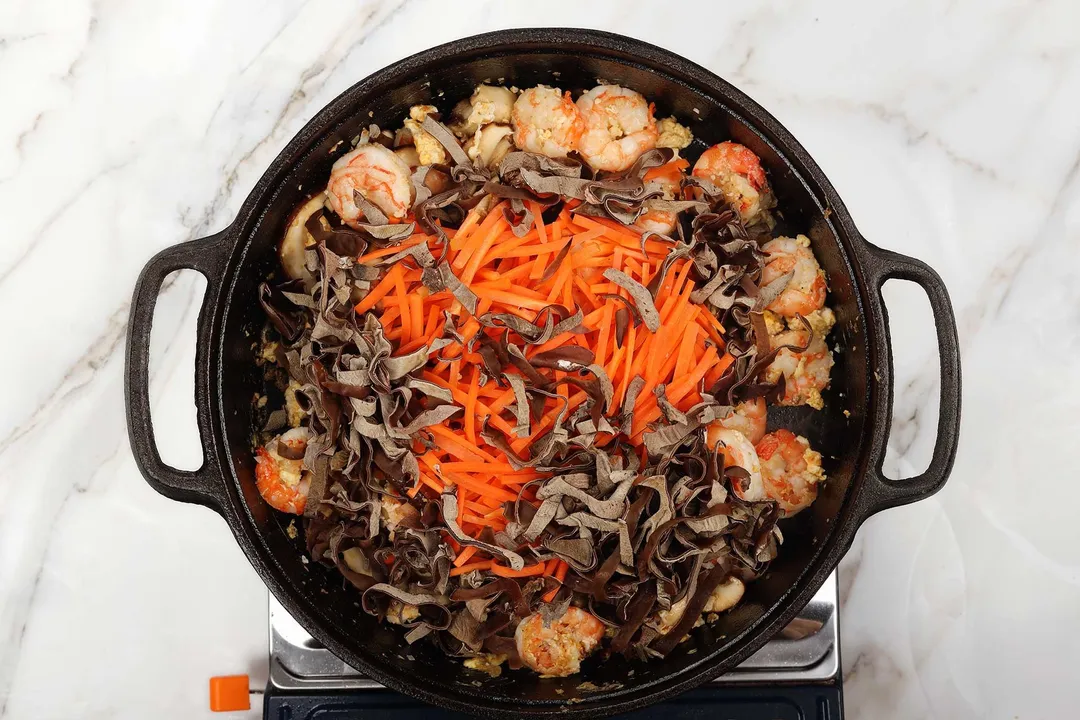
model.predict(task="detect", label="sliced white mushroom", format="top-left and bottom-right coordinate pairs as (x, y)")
top-left (704, 577), bottom-right (745, 613)
top-left (280, 193), bottom-right (326, 283)
top-left (464, 123), bottom-right (515, 168)
top-left (394, 145), bottom-right (421, 169)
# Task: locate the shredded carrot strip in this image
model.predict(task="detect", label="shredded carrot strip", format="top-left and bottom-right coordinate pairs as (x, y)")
top-left (462, 220), bottom-right (510, 284)
top-left (674, 323), bottom-right (700, 380)
top-left (348, 168), bottom-right (745, 566)
top-left (408, 293), bottom-right (424, 343)
top-left (353, 267), bottom-right (399, 315)
top-left (448, 207), bottom-right (484, 253)
top-left (595, 302), bottom-right (614, 367)
top-left (490, 562), bottom-right (547, 578)
top-left (452, 202), bottom-right (505, 269)
top-left (453, 545), bottom-right (480, 567)
top-left (542, 560), bottom-right (570, 602)
top-left (450, 560), bottom-right (493, 577)
top-left (464, 368), bottom-right (480, 445)
top-left (356, 233), bottom-right (431, 265)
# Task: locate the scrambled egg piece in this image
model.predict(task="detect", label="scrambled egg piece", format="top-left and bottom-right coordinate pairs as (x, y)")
top-left (403, 104), bottom-right (447, 166)
top-left (804, 307), bottom-right (836, 337)
top-left (386, 601), bottom-right (420, 625)
top-left (763, 310), bottom-right (785, 337)
top-left (656, 117), bottom-right (693, 149)
top-left (379, 496), bottom-right (416, 539)
top-left (260, 340), bottom-right (280, 364)
top-left (284, 380), bottom-right (308, 428)
top-left (803, 445), bottom-right (827, 484)
top-left (464, 653), bottom-right (507, 678)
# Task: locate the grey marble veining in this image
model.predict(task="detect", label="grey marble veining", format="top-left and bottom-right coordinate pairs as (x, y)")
top-left (2, 1), bottom-right (1078, 718)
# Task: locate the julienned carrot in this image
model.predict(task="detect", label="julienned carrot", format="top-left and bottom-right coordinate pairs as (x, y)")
top-left (454, 544), bottom-right (480, 567)
top-left (352, 185), bottom-right (737, 564)
top-left (443, 471), bottom-right (518, 503)
top-left (546, 256), bottom-right (573, 304)
top-left (595, 303), bottom-right (614, 367)
top-left (462, 512), bottom-right (506, 526)
top-left (674, 323), bottom-right (700, 379)
top-left (450, 560), bottom-right (493, 577)
top-left (632, 345), bottom-right (720, 438)
top-left (490, 562), bottom-right (547, 578)
top-left (479, 228), bottom-right (541, 263)
top-left (409, 293), bottom-right (424, 342)
top-left (452, 202), bottom-right (506, 269)
top-left (531, 201), bottom-right (548, 244)
top-left (474, 281), bottom-right (548, 301)
top-left (463, 220), bottom-right (511, 284)
top-left (356, 233), bottom-right (432, 265)
top-left (704, 351), bottom-right (735, 389)
top-left (426, 425), bottom-right (498, 463)
top-left (448, 207), bottom-right (484, 253)
top-left (541, 560), bottom-right (570, 602)
top-left (473, 287), bottom-right (552, 311)
top-left (465, 369), bottom-right (480, 445)
top-left (353, 265), bottom-right (400, 315)
top-left (417, 472), bottom-right (444, 493)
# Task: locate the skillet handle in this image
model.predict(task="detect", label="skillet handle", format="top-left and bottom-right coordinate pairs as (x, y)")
top-left (125, 228), bottom-right (231, 512)
top-left (856, 239), bottom-right (962, 516)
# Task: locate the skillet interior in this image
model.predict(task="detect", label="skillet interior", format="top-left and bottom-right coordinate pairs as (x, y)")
top-left (215, 30), bottom-right (871, 715)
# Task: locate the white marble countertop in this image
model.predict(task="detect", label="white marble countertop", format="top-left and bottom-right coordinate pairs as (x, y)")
top-left (2, 1), bottom-right (1078, 718)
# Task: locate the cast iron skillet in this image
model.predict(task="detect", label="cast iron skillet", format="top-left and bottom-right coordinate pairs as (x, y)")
top-left (125, 29), bottom-right (961, 718)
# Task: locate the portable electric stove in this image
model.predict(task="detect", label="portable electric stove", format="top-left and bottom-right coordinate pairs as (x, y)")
top-left (262, 571), bottom-right (842, 719)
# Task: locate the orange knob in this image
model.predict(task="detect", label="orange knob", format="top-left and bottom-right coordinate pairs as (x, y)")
top-left (209, 675), bottom-right (251, 712)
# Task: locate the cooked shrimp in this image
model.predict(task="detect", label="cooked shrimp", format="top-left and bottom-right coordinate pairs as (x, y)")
top-left (575, 85), bottom-right (658, 172)
top-left (764, 328), bottom-right (834, 410)
top-left (326, 144), bottom-right (414, 228)
top-left (756, 430), bottom-right (825, 516)
top-left (707, 427), bottom-right (766, 502)
top-left (634, 159), bottom-right (684, 236)
top-left (255, 427), bottom-right (311, 514)
top-left (692, 141), bottom-right (772, 223)
top-left (707, 398), bottom-right (767, 445)
top-left (760, 235), bottom-right (827, 317)
top-left (511, 86), bottom-right (585, 159)
top-left (515, 606), bottom-right (605, 677)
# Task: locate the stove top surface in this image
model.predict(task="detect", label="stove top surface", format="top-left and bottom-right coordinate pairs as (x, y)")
top-left (267, 571), bottom-right (840, 691)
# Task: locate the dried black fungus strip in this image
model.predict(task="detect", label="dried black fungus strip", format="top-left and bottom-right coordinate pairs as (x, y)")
top-left (540, 241), bottom-right (572, 283)
top-left (441, 490), bottom-right (525, 570)
top-left (603, 269), bottom-right (660, 332)
top-left (421, 115), bottom-right (473, 168)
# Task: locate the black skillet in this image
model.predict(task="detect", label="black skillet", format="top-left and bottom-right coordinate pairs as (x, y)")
top-left (125, 29), bottom-right (961, 718)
